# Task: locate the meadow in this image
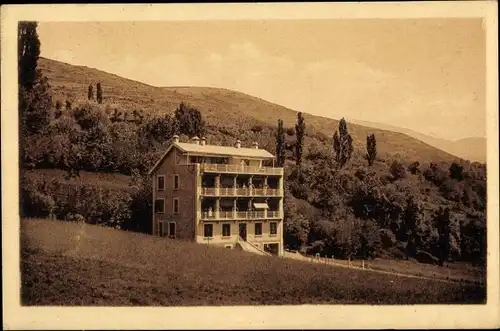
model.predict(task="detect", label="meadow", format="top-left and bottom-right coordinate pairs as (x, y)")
top-left (21, 218), bottom-right (486, 306)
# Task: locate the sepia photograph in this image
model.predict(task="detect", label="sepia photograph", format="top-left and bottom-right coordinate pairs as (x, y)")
top-left (2, 2), bottom-right (499, 330)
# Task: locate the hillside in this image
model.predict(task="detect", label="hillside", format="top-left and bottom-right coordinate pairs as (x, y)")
top-left (39, 57), bottom-right (461, 164)
top-left (21, 219), bottom-right (485, 305)
top-left (350, 119), bottom-right (486, 163)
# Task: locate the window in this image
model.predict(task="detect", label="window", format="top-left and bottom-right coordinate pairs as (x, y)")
top-left (157, 175), bottom-right (165, 191)
top-left (168, 222), bottom-right (176, 239)
top-left (270, 222), bottom-right (277, 235)
top-left (204, 224), bottom-right (214, 238)
top-left (255, 223), bottom-right (262, 236)
top-left (155, 199), bottom-right (165, 214)
top-left (173, 174), bottom-right (180, 190)
top-left (222, 223), bottom-right (231, 237)
top-left (173, 198), bottom-right (179, 214)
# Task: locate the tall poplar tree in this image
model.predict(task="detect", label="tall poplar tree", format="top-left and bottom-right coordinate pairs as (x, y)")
top-left (295, 112), bottom-right (305, 166)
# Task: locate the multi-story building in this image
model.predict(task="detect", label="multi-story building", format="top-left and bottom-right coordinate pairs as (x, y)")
top-left (148, 135), bottom-right (284, 256)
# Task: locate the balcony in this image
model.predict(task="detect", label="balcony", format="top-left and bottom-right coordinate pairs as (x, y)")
top-left (201, 163), bottom-right (283, 175)
top-left (200, 187), bottom-right (282, 197)
top-left (200, 210), bottom-right (282, 220)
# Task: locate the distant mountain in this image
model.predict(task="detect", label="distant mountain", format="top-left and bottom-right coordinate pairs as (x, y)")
top-left (39, 57), bottom-right (462, 164)
top-left (350, 119), bottom-right (486, 163)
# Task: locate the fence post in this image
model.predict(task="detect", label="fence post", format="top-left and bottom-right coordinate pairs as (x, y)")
top-left (362, 260), bottom-right (365, 270)
top-left (332, 254), bottom-right (334, 265)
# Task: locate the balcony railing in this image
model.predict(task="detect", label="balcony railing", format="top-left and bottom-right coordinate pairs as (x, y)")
top-left (201, 210), bottom-right (282, 220)
top-left (201, 187), bottom-right (282, 196)
top-left (201, 163), bottom-right (282, 175)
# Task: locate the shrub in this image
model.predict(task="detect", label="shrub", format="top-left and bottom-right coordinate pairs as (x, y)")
top-left (23, 190), bottom-right (55, 218)
top-left (250, 124), bottom-right (263, 133)
top-left (379, 228), bottom-right (396, 248)
top-left (389, 160), bottom-right (407, 180)
top-left (408, 161), bottom-right (421, 175)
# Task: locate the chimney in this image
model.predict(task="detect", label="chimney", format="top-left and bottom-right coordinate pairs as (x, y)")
top-left (191, 136), bottom-right (200, 145)
top-left (200, 137), bottom-right (206, 146)
top-left (252, 142), bottom-right (259, 149)
top-left (235, 139), bottom-right (241, 148)
top-left (172, 134), bottom-right (179, 144)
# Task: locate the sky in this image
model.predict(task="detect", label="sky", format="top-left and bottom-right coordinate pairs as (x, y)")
top-left (37, 19), bottom-right (486, 141)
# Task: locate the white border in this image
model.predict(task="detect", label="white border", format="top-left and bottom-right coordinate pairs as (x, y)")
top-left (2, 2), bottom-right (499, 330)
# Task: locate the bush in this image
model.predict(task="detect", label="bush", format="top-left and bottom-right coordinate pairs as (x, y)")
top-left (408, 161), bottom-right (421, 175)
top-left (379, 228), bottom-right (396, 248)
top-left (415, 250), bottom-right (439, 265)
top-left (250, 124), bottom-right (263, 133)
top-left (286, 127), bottom-right (295, 136)
top-left (23, 190), bottom-right (55, 218)
top-left (389, 160), bottom-right (407, 180)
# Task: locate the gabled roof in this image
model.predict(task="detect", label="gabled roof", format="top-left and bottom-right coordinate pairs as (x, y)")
top-left (148, 142), bottom-right (275, 175)
top-left (176, 142), bottom-right (274, 159)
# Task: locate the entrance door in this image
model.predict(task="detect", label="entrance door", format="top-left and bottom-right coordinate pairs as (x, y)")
top-left (168, 222), bottom-right (176, 238)
top-left (239, 223), bottom-right (247, 241)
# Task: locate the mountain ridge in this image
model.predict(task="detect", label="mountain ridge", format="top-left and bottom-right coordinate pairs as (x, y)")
top-left (350, 119), bottom-right (486, 163)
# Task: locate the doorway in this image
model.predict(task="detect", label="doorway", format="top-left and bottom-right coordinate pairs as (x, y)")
top-left (239, 223), bottom-right (247, 241)
top-left (168, 222), bottom-right (176, 238)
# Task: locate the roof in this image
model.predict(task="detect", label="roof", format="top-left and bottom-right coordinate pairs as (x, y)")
top-left (176, 142), bottom-right (274, 159)
top-left (148, 142), bottom-right (275, 175)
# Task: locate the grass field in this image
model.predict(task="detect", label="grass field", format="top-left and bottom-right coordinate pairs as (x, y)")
top-left (21, 219), bottom-right (485, 306)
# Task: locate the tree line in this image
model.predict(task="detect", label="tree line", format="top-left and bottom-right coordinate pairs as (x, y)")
top-left (276, 112), bottom-right (486, 266)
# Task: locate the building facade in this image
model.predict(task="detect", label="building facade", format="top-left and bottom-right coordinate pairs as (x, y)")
top-left (148, 135), bottom-right (284, 256)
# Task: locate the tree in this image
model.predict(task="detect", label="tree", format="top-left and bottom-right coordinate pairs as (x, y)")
top-left (404, 195), bottom-right (422, 258)
top-left (174, 102), bottom-right (205, 137)
top-left (295, 112), bottom-right (305, 166)
top-left (449, 162), bottom-right (464, 181)
top-left (275, 119), bottom-right (286, 167)
top-left (18, 21), bottom-right (52, 136)
top-left (96, 82), bottom-right (103, 104)
top-left (433, 207), bottom-right (452, 266)
top-left (332, 118), bottom-right (353, 168)
top-left (88, 84), bottom-right (94, 101)
top-left (19, 74), bottom-right (53, 135)
top-left (366, 133), bottom-right (377, 166)
top-left (18, 22), bottom-right (41, 90)
top-left (283, 196), bottom-right (310, 251)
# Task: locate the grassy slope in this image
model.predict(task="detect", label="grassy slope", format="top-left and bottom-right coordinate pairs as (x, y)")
top-left (23, 169), bottom-right (132, 191)
top-left (21, 219), bottom-right (485, 306)
top-left (40, 57), bottom-right (460, 164)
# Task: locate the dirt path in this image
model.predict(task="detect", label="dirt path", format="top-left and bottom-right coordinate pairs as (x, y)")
top-left (282, 252), bottom-right (481, 285)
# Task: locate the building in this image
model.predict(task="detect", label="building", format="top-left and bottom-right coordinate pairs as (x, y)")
top-left (148, 135), bottom-right (285, 256)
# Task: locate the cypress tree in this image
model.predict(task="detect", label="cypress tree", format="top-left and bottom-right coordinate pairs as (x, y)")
top-left (276, 119), bottom-right (286, 167)
top-left (96, 82), bottom-right (103, 103)
top-left (88, 84), bottom-right (94, 100)
top-left (333, 118), bottom-right (353, 168)
top-left (366, 133), bottom-right (377, 166)
top-left (295, 112), bottom-right (305, 166)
